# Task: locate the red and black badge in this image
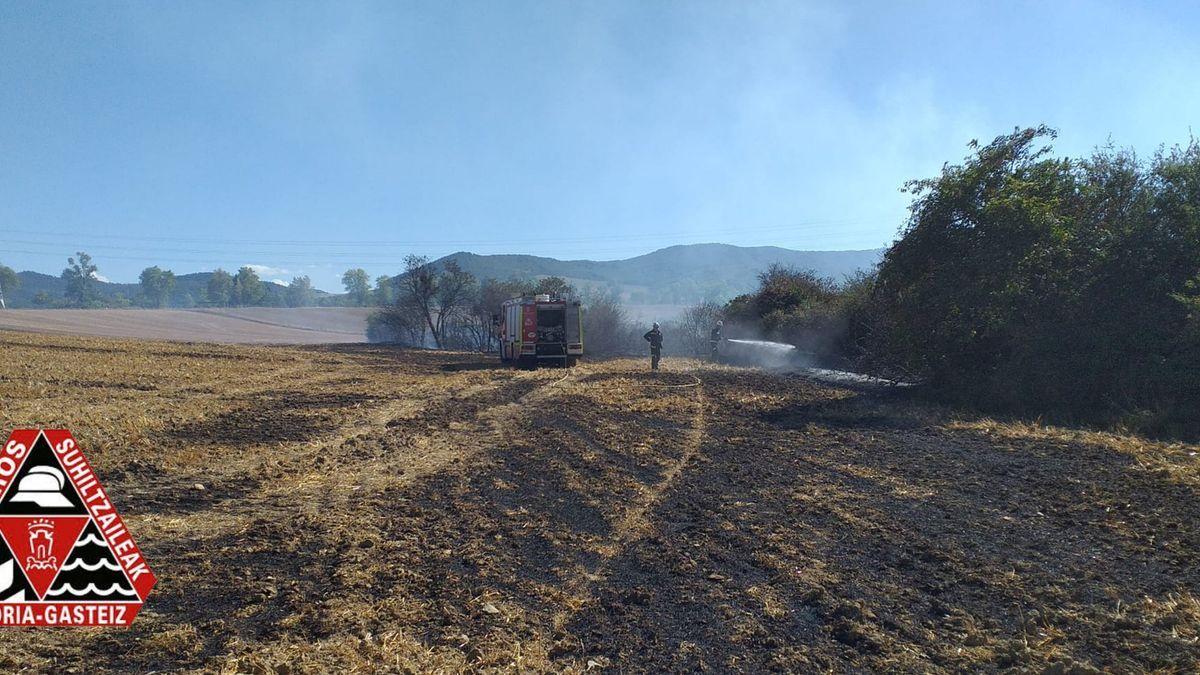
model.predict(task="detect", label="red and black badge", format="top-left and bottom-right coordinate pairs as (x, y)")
top-left (0, 429), bottom-right (155, 626)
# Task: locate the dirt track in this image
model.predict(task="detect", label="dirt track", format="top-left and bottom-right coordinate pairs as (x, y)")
top-left (0, 307), bottom-right (371, 343)
top-left (0, 330), bottom-right (1196, 672)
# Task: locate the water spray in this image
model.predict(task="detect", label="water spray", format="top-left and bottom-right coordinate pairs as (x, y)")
top-left (721, 338), bottom-right (910, 387)
top-left (722, 339), bottom-right (804, 370)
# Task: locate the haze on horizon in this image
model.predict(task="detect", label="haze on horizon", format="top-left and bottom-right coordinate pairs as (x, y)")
top-left (2, 1), bottom-right (1197, 289)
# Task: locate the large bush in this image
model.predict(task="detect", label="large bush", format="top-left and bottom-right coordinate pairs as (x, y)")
top-left (869, 127), bottom-right (1200, 432)
top-left (723, 265), bottom-right (867, 367)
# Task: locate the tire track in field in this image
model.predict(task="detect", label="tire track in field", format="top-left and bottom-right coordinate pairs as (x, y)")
top-left (310, 366), bottom-right (583, 501)
top-left (191, 309), bottom-right (366, 336)
top-left (544, 370), bottom-right (710, 633)
top-left (134, 360), bottom-right (584, 666)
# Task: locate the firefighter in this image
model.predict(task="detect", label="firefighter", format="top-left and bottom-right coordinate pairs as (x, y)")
top-left (643, 322), bottom-right (663, 370)
top-left (709, 320), bottom-right (723, 362)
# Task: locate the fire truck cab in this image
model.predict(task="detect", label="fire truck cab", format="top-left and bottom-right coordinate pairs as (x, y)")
top-left (499, 294), bottom-right (583, 368)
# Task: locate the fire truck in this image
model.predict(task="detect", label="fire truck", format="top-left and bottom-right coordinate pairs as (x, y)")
top-left (499, 294), bottom-right (583, 368)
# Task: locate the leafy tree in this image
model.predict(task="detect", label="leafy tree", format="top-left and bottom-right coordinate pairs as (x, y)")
top-left (460, 278), bottom-right (529, 351)
top-left (286, 276), bottom-right (315, 307)
top-left (399, 255), bottom-right (439, 346)
top-left (62, 252), bottom-right (99, 307)
top-left (207, 269), bottom-right (234, 307)
top-left (373, 275), bottom-right (394, 306)
top-left (233, 266), bottom-right (265, 306)
top-left (0, 263), bottom-right (18, 309)
top-left (138, 266), bottom-right (176, 308)
top-left (342, 268), bottom-right (371, 306)
top-left (263, 285), bottom-right (287, 307)
top-left (533, 276), bottom-right (575, 298)
top-left (433, 260), bottom-right (477, 345)
top-left (396, 256), bottom-right (479, 348)
top-left (482, 278), bottom-right (531, 308)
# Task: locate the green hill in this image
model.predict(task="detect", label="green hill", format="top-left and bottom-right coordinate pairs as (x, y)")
top-left (436, 244), bottom-right (882, 304)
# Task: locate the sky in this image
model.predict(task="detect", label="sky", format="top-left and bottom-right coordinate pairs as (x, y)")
top-left (1, 1), bottom-right (1197, 290)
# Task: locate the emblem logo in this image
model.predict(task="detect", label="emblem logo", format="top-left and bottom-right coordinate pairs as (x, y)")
top-left (0, 429), bottom-right (155, 626)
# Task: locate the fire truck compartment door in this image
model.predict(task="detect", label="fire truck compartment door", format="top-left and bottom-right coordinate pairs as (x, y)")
top-left (565, 305), bottom-right (581, 343)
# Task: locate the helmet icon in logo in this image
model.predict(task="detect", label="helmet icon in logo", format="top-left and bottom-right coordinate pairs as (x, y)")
top-left (8, 466), bottom-right (73, 508)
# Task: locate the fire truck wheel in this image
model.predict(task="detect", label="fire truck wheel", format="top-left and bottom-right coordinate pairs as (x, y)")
top-left (518, 356), bottom-right (537, 370)
top-left (565, 356), bottom-right (579, 368)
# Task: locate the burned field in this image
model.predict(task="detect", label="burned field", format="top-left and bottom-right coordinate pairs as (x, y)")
top-left (0, 330), bottom-right (1196, 672)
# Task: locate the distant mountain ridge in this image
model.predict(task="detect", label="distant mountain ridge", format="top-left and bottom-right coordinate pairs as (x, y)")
top-left (3, 244), bottom-right (882, 308)
top-left (435, 244), bottom-right (882, 304)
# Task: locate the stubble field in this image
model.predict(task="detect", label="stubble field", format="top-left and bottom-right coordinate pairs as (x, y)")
top-left (0, 307), bottom-right (372, 344)
top-left (0, 330), bottom-right (1196, 672)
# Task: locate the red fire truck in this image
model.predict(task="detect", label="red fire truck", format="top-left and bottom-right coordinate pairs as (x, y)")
top-left (499, 294), bottom-right (583, 368)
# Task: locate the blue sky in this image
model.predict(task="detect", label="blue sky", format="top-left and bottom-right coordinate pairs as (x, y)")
top-left (1, 1), bottom-right (1197, 290)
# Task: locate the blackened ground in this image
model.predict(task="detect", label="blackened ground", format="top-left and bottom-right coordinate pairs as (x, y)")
top-left (0, 331), bottom-right (1196, 672)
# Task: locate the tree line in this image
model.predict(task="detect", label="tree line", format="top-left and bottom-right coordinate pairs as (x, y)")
top-left (366, 255), bottom-right (624, 352)
top-left (699, 128), bottom-right (1200, 437)
top-left (0, 249), bottom-right (636, 353)
top-left (0, 250), bottom-right (588, 316)
top-left (0, 253), bottom-right (389, 309)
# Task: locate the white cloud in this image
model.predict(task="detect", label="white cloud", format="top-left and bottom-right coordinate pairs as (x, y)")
top-left (246, 264), bottom-right (289, 277)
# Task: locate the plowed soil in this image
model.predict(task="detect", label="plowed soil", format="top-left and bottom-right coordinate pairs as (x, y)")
top-left (0, 330), bottom-right (1196, 672)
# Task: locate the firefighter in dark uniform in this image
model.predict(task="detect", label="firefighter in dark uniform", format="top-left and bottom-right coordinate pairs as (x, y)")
top-left (644, 322), bottom-right (663, 370)
top-left (709, 320), bottom-right (723, 362)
